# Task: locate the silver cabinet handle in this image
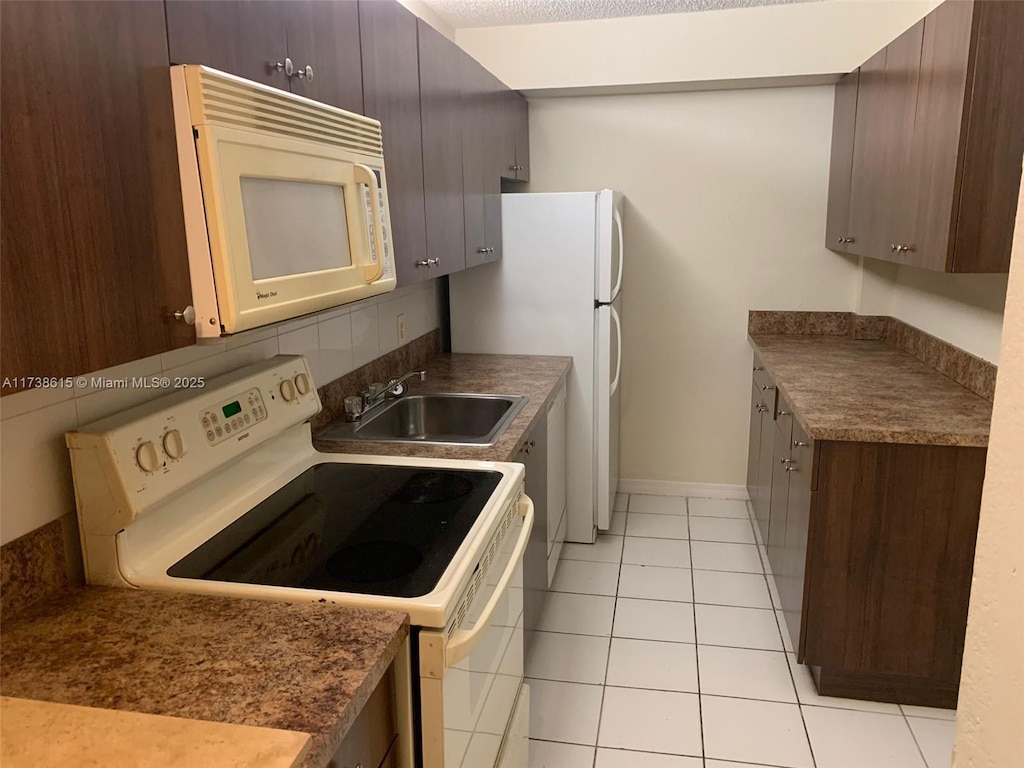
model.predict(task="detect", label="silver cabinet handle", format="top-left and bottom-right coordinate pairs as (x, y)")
top-left (477, 247), bottom-right (489, 253)
top-left (780, 457), bottom-right (793, 465)
top-left (785, 465), bottom-right (798, 472)
top-left (271, 57), bottom-right (295, 77)
top-left (753, 365), bottom-right (764, 372)
top-left (898, 244), bottom-right (915, 253)
top-left (172, 305), bottom-right (196, 325)
top-left (296, 64), bottom-right (314, 81)
top-left (777, 409), bottom-right (791, 416)
top-left (761, 384), bottom-right (774, 391)
top-left (427, 257), bottom-right (440, 266)
top-left (488, 247), bottom-right (495, 253)
top-left (415, 259), bottom-right (430, 267)
top-left (890, 243), bottom-right (898, 253)
top-left (793, 440), bottom-right (809, 447)
top-left (845, 236), bottom-right (855, 244)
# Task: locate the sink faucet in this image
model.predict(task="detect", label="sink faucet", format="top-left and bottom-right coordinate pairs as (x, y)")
top-left (346, 369), bottom-right (426, 421)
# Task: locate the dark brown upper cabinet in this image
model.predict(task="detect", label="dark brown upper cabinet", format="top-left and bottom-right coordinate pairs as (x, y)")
top-left (1, 0), bottom-right (194, 392)
top-left (165, 0), bottom-right (363, 112)
top-left (459, 49), bottom-right (504, 269)
top-left (829, 0), bottom-right (1024, 273)
top-left (418, 19), bottom-right (466, 279)
top-left (165, 1), bottom-right (290, 87)
top-left (359, 0), bottom-right (428, 286)
top-left (459, 48), bottom-right (488, 271)
top-left (824, 70), bottom-right (859, 253)
top-left (285, 0), bottom-right (363, 113)
top-left (511, 91), bottom-right (531, 182)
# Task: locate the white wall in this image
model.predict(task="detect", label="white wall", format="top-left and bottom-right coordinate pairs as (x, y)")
top-left (858, 259), bottom-right (1008, 364)
top-left (0, 280), bottom-right (442, 546)
top-left (527, 87), bottom-right (861, 486)
top-left (953, 170), bottom-right (1024, 768)
top-left (455, 0), bottom-right (933, 93)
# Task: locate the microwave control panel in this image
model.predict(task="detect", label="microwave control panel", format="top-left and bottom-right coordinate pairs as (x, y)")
top-left (363, 167), bottom-right (394, 281)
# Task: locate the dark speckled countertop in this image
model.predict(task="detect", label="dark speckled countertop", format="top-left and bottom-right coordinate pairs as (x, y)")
top-left (314, 353), bottom-right (572, 462)
top-left (0, 588), bottom-right (408, 768)
top-left (750, 335), bottom-right (992, 447)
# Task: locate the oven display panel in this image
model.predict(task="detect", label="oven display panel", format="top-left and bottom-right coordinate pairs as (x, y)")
top-left (201, 387), bottom-right (267, 445)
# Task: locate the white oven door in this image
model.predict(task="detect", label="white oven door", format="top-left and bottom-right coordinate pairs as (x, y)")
top-left (194, 125), bottom-right (394, 333)
top-left (419, 497), bottom-right (533, 768)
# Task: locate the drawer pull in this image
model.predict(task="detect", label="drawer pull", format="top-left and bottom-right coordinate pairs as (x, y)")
top-left (793, 440), bottom-right (809, 447)
top-left (785, 465), bottom-right (798, 472)
top-left (777, 409), bottom-right (791, 416)
top-left (761, 384), bottom-right (774, 391)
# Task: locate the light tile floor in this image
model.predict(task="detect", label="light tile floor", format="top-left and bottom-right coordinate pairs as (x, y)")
top-left (527, 493), bottom-right (958, 768)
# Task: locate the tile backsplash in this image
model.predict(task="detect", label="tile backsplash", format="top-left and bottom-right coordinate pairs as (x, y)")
top-left (0, 279), bottom-right (442, 546)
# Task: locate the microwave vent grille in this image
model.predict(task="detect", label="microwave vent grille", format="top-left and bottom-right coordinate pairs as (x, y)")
top-left (187, 66), bottom-right (383, 157)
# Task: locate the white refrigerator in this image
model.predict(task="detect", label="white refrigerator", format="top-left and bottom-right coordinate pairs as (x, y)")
top-left (449, 190), bottom-right (623, 543)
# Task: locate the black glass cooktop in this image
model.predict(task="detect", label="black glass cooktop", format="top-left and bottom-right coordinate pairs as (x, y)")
top-left (168, 463), bottom-right (503, 598)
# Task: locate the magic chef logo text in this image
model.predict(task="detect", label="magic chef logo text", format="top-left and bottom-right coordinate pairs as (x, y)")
top-left (256, 290), bottom-right (278, 300)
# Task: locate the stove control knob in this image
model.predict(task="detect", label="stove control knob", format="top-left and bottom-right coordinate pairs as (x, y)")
top-left (294, 372), bottom-right (311, 395)
top-left (162, 429), bottom-right (186, 460)
top-left (135, 441), bottom-right (160, 473)
top-left (279, 378), bottom-right (297, 402)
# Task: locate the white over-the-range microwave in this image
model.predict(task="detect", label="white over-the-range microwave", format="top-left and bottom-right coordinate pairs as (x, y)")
top-left (170, 65), bottom-right (397, 340)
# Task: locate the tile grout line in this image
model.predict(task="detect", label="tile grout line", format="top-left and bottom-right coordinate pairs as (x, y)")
top-left (590, 491), bottom-right (629, 768)
top-left (685, 497), bottom-right (708, 768)
top-left (748, 498), bottom-right (819, 768)
top-left (901, 706), bottom-right (932, 768)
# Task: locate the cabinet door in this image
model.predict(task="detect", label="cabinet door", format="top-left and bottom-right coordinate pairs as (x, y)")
top-left (165, 1), bottom-right (288, 87)
top-left (359, 0), bottom-right (428, 286)
top-left (846, 48), bottom-right (887, 260)
top-left (520, 422), bottom-right (549, 645)
top-left (482, 72), bottom-right (507, 260)
top-left (286, 0), bottom-right (363, 113)
top-left (951, 0), bottom-right (1024, 273)
top-left (495, 87), bottom-right (520, 182)
top-left (767, 408), bottom-right (793, 579)
top-left (901, 0), bottom-right (973, 271)
top-left (880, 21), bottom-right (925, 261)
top-left (417, 19), bottom-right (466, 278)
top-left (547, 382), bottom-right (568, 555)
top-left (459, 50), bottom-right (488, 269)
top-left (780, 420), bottom-right (815, 658)
top-left (1, 0), bottom-right (193, 389)
top-left (746, 380), bottom-right (764, 521)
top-left (824, 70), bottom-right (859, 252)
top-left (512, 92), bottom-right (530, 182)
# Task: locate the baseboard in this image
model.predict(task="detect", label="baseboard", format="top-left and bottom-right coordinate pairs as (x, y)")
top-left (617, 478), bottom-right (750, 501)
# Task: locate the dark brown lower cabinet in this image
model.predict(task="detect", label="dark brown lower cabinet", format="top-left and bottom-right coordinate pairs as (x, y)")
top-left (328, 660), bottom-right (399, 768)
top-left (748, 362), bottom-right (985, 707)
top-left (747, 359), bottom-right (776, 543)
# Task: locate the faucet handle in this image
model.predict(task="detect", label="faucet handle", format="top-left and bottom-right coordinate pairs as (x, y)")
top-left (343, 396), bottom-right (364, 422)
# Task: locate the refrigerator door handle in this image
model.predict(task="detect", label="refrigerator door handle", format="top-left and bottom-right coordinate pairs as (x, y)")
top-left (610, 303), bottom-right (622, 395)
top-left (611, 208), bottom-right (624, 299)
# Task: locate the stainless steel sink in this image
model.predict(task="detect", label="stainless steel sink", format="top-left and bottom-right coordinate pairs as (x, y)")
top-left (319, 393), bottom-right (529, 446)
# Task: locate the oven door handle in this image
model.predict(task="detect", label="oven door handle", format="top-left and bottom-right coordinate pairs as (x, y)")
top-left (446, 495), bottom-right (534, 668)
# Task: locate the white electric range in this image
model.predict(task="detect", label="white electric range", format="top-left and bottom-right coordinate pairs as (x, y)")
top-left (65, 355), bottom-right (531, 768)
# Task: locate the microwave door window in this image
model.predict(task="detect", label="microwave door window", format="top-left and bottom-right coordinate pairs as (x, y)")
top-left (240, 177), bottom-right (353, 280)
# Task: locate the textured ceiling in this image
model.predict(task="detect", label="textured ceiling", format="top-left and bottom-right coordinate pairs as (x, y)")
top-left (421, 0), bottom-right (819, 28)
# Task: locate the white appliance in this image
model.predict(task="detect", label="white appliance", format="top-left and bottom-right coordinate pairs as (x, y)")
top-left (65, 356), bottom-right (529, 768)
top-left (450, 190), bottom-right (624, 542)
top-left (170, 66), bottom-right (397, 339)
